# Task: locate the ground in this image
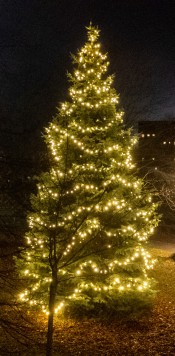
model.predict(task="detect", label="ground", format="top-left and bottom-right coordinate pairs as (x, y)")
top-left (1, 243), bottom-right (175, 355)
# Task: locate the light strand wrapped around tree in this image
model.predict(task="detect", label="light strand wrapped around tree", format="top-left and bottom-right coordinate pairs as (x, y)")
top-left (17, 24), bottom-right (159, 353)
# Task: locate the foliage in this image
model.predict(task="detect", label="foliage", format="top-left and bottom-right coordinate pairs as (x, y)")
top-left (16, 25), bottom-right (159, 319)
top-left (2, 247), bottom-right (175, 355)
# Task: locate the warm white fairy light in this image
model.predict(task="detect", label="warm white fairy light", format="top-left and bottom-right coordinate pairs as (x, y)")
top-left (17, 24), bottom-right (159, 316)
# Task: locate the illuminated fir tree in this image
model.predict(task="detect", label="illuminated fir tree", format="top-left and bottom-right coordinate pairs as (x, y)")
top-left (17, 25), bottom-right (159, 354)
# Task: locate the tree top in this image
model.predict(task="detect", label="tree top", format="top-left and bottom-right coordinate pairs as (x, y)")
top-left (86, 23), bottom-right (100, 43)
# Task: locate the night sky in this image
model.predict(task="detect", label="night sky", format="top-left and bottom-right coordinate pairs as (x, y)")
top-left (1, 0), bottom-right (175, 157)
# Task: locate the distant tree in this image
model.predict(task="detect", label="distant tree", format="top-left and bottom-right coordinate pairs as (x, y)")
top-left (151, 169), bottom-right (175, 234)
top-left (16, 25), bottom-right (159, 356)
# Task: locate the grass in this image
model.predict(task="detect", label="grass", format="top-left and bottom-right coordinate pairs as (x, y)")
top-left (1, 247), bottom-right (175, 355)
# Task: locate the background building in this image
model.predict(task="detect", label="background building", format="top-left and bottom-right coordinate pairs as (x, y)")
top-left (138, 121), bottom-right (175, 173)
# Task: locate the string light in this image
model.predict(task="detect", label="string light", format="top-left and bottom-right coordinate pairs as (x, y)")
top-left (18, 24), bottom-right (159, 316)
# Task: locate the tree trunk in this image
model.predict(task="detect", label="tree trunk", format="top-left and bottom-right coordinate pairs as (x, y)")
top-left (46, 275), bottom-right (57, 356)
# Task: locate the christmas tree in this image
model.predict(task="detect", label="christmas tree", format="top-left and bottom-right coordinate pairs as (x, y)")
top-left (17, 25), bottom-right (159, 350)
